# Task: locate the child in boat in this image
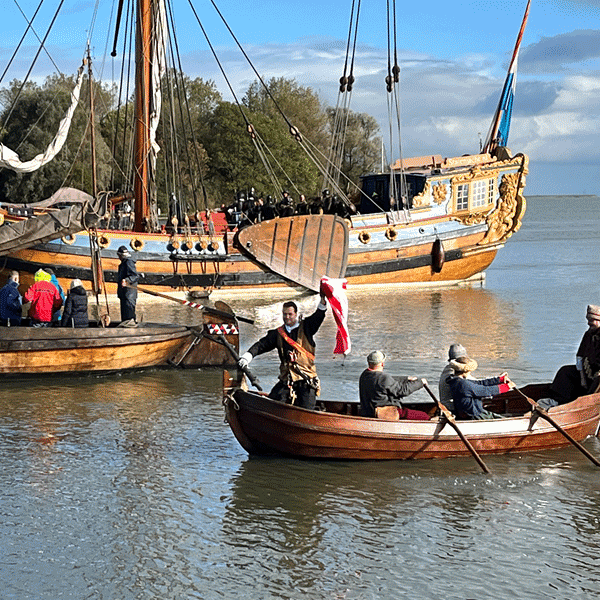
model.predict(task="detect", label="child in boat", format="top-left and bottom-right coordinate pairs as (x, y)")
top-left (447, 356), bottom-right (514, 419)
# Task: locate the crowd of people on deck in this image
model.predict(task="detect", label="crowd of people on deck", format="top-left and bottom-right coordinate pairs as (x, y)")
top-left (0, 247), bottom-right (141, 328)
top-left (222, 188), bottom-right (357, 229)
top-left (237, 295), bottom-right (600, 421)
top-left (0, 269), bottom-right (88, 328)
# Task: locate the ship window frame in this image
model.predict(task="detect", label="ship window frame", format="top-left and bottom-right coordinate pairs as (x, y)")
top-left (456, 183), bottom-right (469, 211)
top-left (453, 177), bottom-right (496, 213)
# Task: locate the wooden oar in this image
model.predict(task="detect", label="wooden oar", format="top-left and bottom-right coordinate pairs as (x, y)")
top-left (423, 382), bottom-right (491, 474)
top-left (138, 286), bottom-right (254, 324)
top-left (512, 386), bottom-right (600, 468)
top-left (205, 332), bottom-right (263, 392)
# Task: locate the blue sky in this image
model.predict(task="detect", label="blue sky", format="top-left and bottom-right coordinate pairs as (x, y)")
top-left (2, 0), bottom-right (599, 195)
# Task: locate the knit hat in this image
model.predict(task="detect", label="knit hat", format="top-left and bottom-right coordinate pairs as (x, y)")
top-left (117, 245), bottom-right (131, 258)
top-left (449, 356), bottom-right (478, 374)
top-left (586, 305), bottom-right (600, 321)
top-left (367, 350), bottom-right (386, 366)
top-left (34, 269), bottom-right (51, 282)
top-left (70, 279), bottom-right (83, 290)
top-left (448, 343), bottom-right (467, 360)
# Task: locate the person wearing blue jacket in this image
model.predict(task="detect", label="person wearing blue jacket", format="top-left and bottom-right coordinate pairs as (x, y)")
top-left (447, 356), bottom-right (514, 419)
top-left (0, 271), bottom-right (22, 326)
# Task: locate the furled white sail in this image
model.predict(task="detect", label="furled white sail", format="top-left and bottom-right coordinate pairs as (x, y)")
top-left (0, 61), bottom-right (86, 173)
top-left (149, 0), bottom-right (167, 168)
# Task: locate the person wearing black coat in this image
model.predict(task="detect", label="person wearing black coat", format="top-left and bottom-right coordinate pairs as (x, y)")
top-left (359, 350), bottom-right (430, 419)
top-left (61, 279), bottom-right (89, 328)
top-left (117, 246), bottom-right (139, 322)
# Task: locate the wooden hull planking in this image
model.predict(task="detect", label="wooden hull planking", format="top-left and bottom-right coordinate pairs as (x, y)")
top-left (225, 387), bottom-right (600, 461)
top-left (0, 324), bottom-right (239, 374)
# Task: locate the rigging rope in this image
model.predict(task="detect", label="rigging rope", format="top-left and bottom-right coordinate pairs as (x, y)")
top-left (1, 0), bottom-right (67, 130)
top-left (1, 0), bottom-right (60, 84)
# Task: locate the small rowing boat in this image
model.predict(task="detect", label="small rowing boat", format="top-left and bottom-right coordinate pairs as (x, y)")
top-left (223, 381), bottom-right (600, 461)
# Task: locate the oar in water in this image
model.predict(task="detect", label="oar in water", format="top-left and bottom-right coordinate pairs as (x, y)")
top-left (423, 382), bottom-right (491, 474)
top-left (512, 385), bottom-right (600, 468)
top-left (205, 331), bottom-right (263, 392)
top-left (138, 286), bottom-right (254, 324)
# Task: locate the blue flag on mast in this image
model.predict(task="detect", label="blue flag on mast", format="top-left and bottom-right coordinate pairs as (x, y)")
top-left (483, 0), bottom-right (531, 154)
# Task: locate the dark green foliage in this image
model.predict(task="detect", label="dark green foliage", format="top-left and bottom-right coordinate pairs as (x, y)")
top-left (0, 74), bottom-right (113, 202)
top-left (0, 73), bottom-right (381, 209)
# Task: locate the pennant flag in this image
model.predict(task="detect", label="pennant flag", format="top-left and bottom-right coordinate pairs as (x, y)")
top-left (482, 0), bottom-right (530, 154)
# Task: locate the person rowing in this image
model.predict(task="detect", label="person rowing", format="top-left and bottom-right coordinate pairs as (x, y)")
top-left (358, 351), bottom-right (431, 420)
top-left (446, 355), bottom-right (515, 419)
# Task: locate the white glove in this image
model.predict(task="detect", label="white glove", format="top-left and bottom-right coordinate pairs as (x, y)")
top-left (238, 352), bottom-right (253, 369)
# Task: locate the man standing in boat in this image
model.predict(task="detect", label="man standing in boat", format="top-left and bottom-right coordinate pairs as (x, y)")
top-left (117, 245), bottom-right (139, 323)
top-left (238, 295), bottom-right (328, 410)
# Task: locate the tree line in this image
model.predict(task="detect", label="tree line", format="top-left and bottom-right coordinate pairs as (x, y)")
top-left (0, 71), bottom-right (382, 212)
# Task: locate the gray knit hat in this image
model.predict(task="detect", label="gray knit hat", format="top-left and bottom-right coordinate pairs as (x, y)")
top-left (448, 343), bottom-right (467, 360)
top-left (367, 350), bottom-right (386, 365)
top-left (587, 305), bottom-right (600, 321)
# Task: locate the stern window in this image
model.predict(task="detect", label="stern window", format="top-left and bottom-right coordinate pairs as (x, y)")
top-left (456, 184), bottom-right (469, 210)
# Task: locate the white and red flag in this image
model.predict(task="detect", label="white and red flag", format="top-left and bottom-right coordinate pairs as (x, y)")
top-left (320, 276), bottom-right (351, 356)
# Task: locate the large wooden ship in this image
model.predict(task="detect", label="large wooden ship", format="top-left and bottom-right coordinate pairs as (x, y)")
top-left (0, 0), bottom-right (530, 295)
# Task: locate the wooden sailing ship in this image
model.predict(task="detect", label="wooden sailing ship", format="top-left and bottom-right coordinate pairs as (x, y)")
top-left (0, 0), bottom-right (530, 294)
top-left (224, 382), bottom-right (600, 461)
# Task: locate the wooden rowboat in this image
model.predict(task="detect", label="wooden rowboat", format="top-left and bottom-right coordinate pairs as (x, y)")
top-left (0, 315), bottom-right (239, 377)
top-left (223, 382), bottom-right (600, 460)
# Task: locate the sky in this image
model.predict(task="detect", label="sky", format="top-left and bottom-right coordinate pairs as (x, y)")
top-left (1, 0), bottom-right (599, 195)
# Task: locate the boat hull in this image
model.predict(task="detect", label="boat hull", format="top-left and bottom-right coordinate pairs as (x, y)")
top-left (224, 387), bottom-right (600, 460)
top-left (0, 323), bottom-right (238, 375)
top-left (0, 152), bottom-right (527, 293)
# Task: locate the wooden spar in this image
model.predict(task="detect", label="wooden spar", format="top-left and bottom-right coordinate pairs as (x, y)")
top-left (423, 383), bottom-right (491, 474)
top-left (205, 332), bottom-right (263, 391)
top-left (483, 0), bottom-right (531, 154)
top-left (513, 386), bottom-right (600, 468)
top-left (133, 0), bottom-right (151, 232)
top-left (86, 47), bottom-right (97, 199)
top-left (137, 285), bottom-right (255, 324)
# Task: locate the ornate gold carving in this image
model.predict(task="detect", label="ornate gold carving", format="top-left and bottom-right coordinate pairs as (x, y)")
top-left (478, 155), bottom-right (528, 245)
top-left (432, 183), bottom-right (447, 205)
top-left (412, 182), bottom-right (431, 208)
top-left (452, 213), bottom-right (486, 226)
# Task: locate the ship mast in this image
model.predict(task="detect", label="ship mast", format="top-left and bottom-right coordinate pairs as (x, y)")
top-left (133, 0), bottom-right (152, 231)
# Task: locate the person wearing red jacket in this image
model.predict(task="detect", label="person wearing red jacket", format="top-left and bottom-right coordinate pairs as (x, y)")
top-left (24, 269), bottom-right (63, 327)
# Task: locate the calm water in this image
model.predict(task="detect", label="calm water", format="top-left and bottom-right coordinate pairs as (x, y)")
top-left (2, 196), bottom-right (600, 599)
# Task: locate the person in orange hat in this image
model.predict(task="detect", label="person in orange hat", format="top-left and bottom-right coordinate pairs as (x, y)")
top-left (549, 304), bottom-right (600, 405)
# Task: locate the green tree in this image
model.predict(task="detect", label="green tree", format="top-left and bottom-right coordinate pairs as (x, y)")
top-left (0, 73), bottom-right (114, 203)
